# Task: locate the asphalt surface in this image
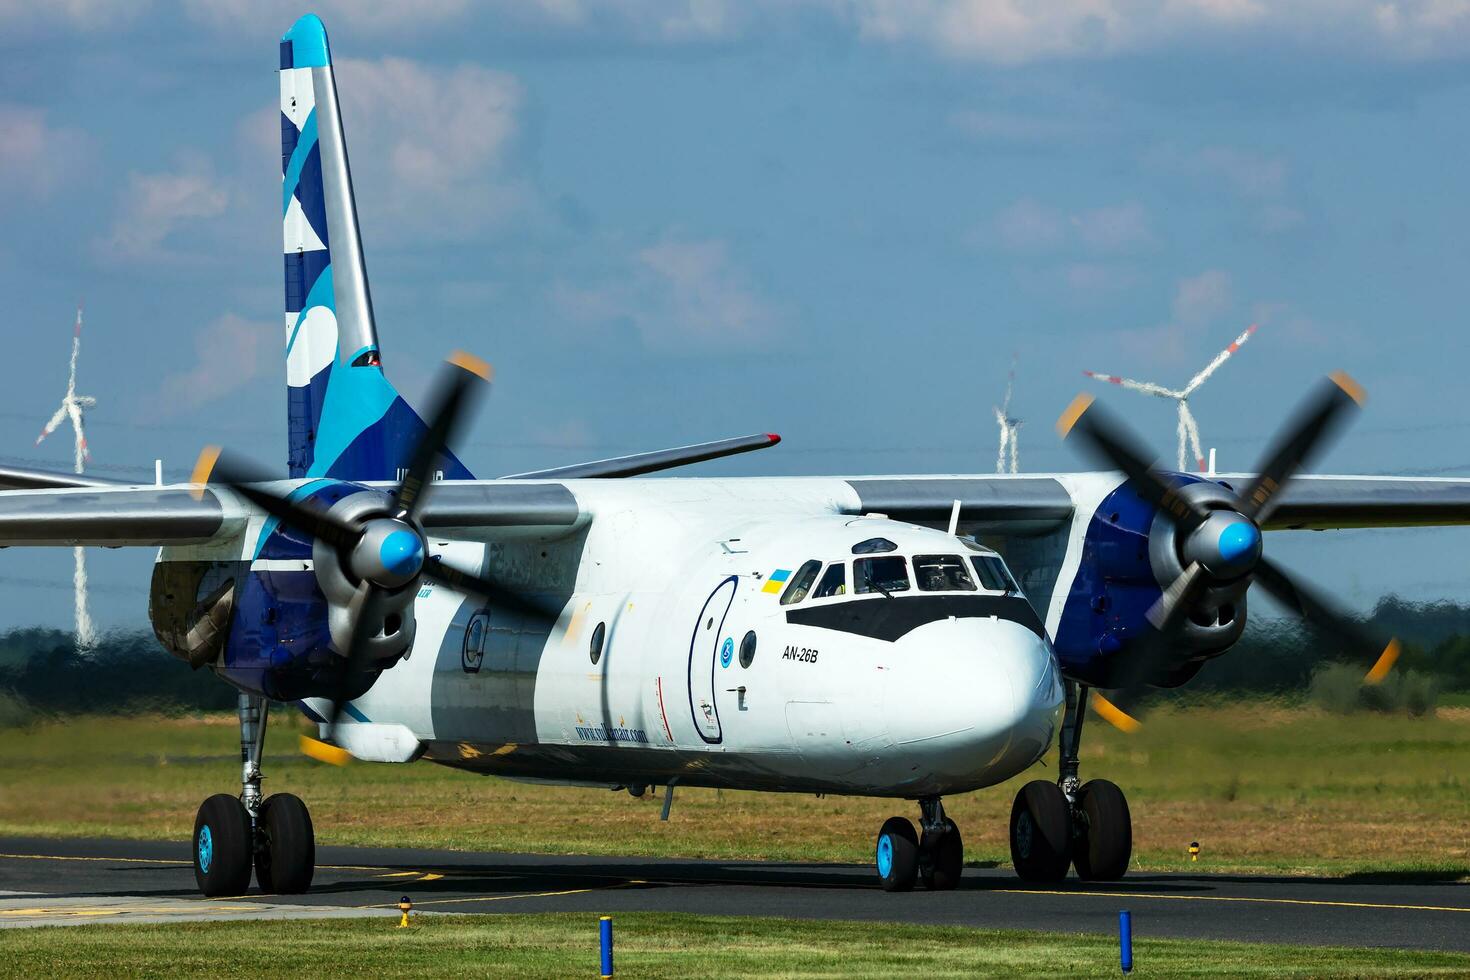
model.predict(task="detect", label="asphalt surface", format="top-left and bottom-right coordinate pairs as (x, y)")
top-left (1, 836), bottom-right (1467, 950)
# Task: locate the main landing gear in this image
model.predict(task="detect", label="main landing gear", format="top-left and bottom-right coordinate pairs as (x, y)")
top-left (874, 797), bottom-right (963, 892)
top-left (1009, 680), bottom-right (1132, 883)
top-left (191, 693), bottom-right (317, 897)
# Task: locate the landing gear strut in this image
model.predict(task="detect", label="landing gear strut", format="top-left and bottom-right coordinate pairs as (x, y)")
top-left (874, 797), bottom-right (963, 892)
top-left (190, 693), bottom-right (315, 896)
top-left (1009, 680), bottom-right (1132, 882)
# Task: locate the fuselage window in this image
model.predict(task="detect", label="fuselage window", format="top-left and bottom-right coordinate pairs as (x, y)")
top-left (780, 560), bottom-right (822, 605)
top-left (971, 555), bottom-right (1019, 594)
top-left (813, 562), bottom-right (847, 599)
top-left (913, 554), bottom-right (977, 592)
top-left (739, 630), bottom-right (757, 668)
top-left (590, 621), bottom-right (606, 664)
top-left (854, 556), bottom-right (910, 595)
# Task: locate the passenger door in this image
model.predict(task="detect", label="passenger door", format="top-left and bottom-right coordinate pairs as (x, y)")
top-left (686, 576), bottom-right (738, 745)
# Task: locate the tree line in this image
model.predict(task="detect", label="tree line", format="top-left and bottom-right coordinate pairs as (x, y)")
top-left (1, 595), bottom-right (1468, 722)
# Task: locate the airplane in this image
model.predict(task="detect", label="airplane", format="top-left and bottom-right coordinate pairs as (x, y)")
top-left (5, 12), bottom-right (1470, 899)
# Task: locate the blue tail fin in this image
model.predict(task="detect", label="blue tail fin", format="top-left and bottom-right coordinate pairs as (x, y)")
top-left (279, 14), bottom-right (472, 481)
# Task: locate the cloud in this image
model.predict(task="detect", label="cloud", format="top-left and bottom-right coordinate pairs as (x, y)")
top-left (0, 0), bottom-right (147, 31)
top-left (1172, 268), bottom-right (1231, 325)
top-left (100, 157), bottom-right (229, 261)
top-left (846, 0), bottom-right (1470, 64)
top-left (553, 236), bottom-right (777, 352)
top-left (331, 57), bottom-right (527, 241)
top-left (1149, 144), bottom-right (1305, 235)
top-left (0, 104), bottom-right (90, 198)
top-left (148, 313), bottom-right (273, 416)
top-left (988, 198), bottom-right (1152, 253)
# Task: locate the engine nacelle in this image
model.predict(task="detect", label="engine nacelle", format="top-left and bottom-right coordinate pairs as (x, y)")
top-left (1052, 476), bottom-right (1249, 688)
top-left (150, 482), bottom-right (417, 701)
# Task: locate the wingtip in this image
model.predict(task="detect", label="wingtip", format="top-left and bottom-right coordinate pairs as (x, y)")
top-left (1329, 370), bottom-right (1366, 406)
top-left (299, 734), bottom-right (351, 766)
top-left (1364, 637), bottom-right (1401, 685)
top-left (1092, 693), bottom-right (1142, 733)
top-left (448, 350), bottom-right (494, 382)
top-left (765, 433), bottom-right (782, 445)
top-left (1056, 393), bottom-right (1095, 438)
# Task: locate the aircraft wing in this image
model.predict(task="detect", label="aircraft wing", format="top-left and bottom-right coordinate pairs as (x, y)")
top-left (0, 486), bottom-right (245, 547)
top-left (839, 473), bottom-right (1470, 534)
top-left (1247, 475), bottom-right (1470, 530)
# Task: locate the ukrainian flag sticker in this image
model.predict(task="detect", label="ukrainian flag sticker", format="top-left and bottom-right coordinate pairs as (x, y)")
top-left (762, 568), bottom-right (792, 594)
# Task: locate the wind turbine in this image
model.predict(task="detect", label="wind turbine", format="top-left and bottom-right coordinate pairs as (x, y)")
top-left (994, 357), bottom-right (1022, 474)
top-left (1083, 323), bottom-right (1257, 472)
top-left (35, 305), bottom-right (98, 649)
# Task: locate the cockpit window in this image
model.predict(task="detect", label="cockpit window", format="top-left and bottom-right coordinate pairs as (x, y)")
top-left (852, 537), bottom-right (898, 555)
top-left (813, 562), bottom-right (847, 599)
top-left (854, 556), bottom-right (910, 595)
top-left (780, 560), bottom-right (822, 605)
top-left (913, 555), bottom-right (977, 592)
top-left (971, 555), bottom-right (1019, 594)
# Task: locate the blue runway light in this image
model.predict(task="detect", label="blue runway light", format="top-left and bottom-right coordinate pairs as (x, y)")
top-left (1120, 909), bottom-right (1133, 974)
top-left (600, 915), bottom-right (614, 978)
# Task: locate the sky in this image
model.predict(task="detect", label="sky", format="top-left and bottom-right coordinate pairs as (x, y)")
top-left (3, 0), bottom-right (1470, 632)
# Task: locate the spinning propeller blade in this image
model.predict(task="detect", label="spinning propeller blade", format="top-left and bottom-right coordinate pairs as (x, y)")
top-left (193, 352), bottom-right (539, 762)
top-left (1057, 373), bottom-right (1398, 731)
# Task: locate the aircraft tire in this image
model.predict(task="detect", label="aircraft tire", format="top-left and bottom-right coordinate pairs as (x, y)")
top-left (193, 794), bottom-right (252, 897)
top-left (254, 793), bottom-right (316, 894)
top-left (920, 817), bottom-right (964, 891)
top-left (875, 816), bottom-right (919, 892)
top-left (1072, 779), bottom-right (1132, 881)
top-left (1010, 780), bottom-right (1072, 882)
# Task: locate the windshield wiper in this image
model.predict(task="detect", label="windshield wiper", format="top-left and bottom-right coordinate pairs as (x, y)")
top-left (871, 581), bottom-right (896, 599)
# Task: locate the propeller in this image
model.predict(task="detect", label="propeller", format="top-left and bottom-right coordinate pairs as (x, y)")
top-left (193, 352), bottom-right (536, 763)
top-left (1057, 372), bottom-right (1400, 731)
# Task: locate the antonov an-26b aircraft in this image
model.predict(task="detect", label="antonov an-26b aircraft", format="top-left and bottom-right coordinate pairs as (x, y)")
top-left (6, 13), bottom-right (1470, 898)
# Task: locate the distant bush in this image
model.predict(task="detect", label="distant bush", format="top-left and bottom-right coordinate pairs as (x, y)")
top-left (1309, 662), bottom-right (1439, 716)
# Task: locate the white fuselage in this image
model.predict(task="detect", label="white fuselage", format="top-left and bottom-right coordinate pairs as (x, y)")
top-left (322, 478), bottom-right (1065, 798)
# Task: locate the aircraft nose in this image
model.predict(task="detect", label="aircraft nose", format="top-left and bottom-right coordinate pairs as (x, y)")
top-left (882, 617), bottom-right (1062, 784)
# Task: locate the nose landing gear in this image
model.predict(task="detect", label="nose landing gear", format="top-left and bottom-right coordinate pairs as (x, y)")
top-left (1008, 680), bottom-right (1132, 882)
top-left (874, 797), bottom-right (964, 891)
top-left (191, 694), bottom-right (317, 897)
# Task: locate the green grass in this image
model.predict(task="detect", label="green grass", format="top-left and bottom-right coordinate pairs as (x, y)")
top-left (1, 703), bottom-right (1468, 877)
top-left (2, 912), bottom-right (1468, 978)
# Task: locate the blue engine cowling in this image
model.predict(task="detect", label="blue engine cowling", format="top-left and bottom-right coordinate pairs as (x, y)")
top-left (150, 480), bottom-right (413, 702)
top-left (1050, 475), bottom-right (1249, 689)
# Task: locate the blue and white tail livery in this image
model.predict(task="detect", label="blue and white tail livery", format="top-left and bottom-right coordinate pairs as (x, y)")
top-left (279, 14), bottom-right (471, 482)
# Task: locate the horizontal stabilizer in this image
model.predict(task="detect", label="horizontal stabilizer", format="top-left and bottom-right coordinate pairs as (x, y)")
top-left (503, 433), bottom-right (781, 480)
top-left (0, 465), bottom-right (122, 491)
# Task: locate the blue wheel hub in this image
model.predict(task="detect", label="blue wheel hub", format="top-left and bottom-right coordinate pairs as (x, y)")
top-left (198, 825), bottom-right (214, 874)
top-left (876, 833), bottom-right (894, 877)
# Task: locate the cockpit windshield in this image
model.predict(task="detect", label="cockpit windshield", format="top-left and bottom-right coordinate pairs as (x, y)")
top-left (854, 556), bottom-right (910, 596)
top-left (913, 554), bottom-right (977, 592)
top-left (813, 562), bottom-right (847, 598)
top-left (971, 554), bottom-right (1019, 594)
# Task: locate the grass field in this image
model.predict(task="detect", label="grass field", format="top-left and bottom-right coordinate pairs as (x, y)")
top-left (1, 703), bottom-right (1468, 877)
top-left (3, 912), bottom-right (1470, 978)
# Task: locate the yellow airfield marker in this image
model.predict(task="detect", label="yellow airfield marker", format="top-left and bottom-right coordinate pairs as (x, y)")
top-left (398, 895), bottom-right (413, 928)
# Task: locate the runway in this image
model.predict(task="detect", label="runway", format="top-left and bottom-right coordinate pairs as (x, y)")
top-left (1, 836), bottom-right (1466, 950)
